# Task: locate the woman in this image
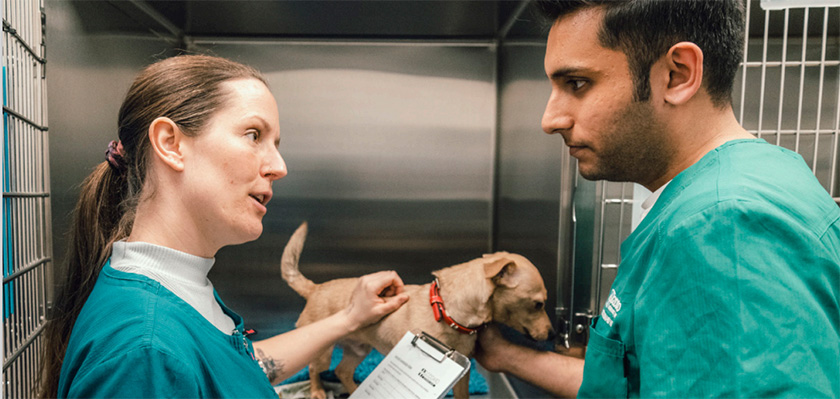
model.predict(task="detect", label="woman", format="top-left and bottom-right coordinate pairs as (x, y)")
top-left (38, 55), bottom-right (409, 398)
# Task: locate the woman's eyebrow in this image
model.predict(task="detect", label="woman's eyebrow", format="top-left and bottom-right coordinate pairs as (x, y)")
top-left (243, 114), bottom-right (270, 128)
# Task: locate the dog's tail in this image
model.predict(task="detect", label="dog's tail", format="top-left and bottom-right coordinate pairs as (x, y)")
top-left (281, 222), bottom-right (317, 298)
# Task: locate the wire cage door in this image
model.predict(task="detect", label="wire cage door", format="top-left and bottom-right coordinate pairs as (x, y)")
top-left (2, 0), bottom-right (51, 397)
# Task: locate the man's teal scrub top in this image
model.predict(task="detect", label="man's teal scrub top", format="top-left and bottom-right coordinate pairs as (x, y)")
top-left (578, 139), bottom-right (840, 398)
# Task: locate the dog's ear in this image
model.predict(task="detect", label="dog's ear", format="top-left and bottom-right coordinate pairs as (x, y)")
top-left (484, 257), bottom-right (517, 287)
top-left (483, 251), bottom-right (510, 259)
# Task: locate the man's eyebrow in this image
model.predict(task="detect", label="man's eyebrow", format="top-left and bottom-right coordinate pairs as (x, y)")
top-left (548, 67), bottom-right (589, 80)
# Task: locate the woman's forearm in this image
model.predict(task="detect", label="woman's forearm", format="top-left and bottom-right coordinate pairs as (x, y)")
top-left (251, 271), bottom-right (408, 384)
top-left (252, 309), bottom-right (355, 384)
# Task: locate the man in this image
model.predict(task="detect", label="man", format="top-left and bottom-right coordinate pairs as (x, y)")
top-left (474, 1), bottom-right (840, 397)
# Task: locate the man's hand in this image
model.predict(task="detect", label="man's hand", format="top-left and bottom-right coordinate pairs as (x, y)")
top-left (474, 324), bottom-right (515, 373)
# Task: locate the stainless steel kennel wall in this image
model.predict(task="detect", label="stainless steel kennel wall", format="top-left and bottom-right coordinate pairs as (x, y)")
top-left (2, 0), bottom-right (51, 397)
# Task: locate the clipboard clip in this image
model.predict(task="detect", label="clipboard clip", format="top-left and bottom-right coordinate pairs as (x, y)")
top-left (412, 331), bottom-right (455, 359)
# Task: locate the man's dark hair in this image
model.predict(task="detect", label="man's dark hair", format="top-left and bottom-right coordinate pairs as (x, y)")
top-left (537, 0), bottom-right (745, 107)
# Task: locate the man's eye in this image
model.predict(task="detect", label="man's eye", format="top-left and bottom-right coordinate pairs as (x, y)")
top-left (568, 79), bottom-right (586, 91)
top-left (245, 130), bottom-right (259, 141)
top-left (535, 301), bottom-right (545, 311)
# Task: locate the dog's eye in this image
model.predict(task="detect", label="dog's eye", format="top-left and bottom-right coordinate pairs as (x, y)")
top-left (534, 301), bottom-right (544, 311)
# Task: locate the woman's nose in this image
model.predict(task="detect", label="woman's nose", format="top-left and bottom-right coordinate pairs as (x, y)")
top-left (263, 149), bottom-right (288, 181)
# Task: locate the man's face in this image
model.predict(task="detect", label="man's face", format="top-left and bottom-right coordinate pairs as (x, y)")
top-left (541, 7), bottom-right (671, 185)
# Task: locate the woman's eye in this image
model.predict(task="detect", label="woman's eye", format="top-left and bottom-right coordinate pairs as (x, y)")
top-left (245, 130), bottom-right (259, 141)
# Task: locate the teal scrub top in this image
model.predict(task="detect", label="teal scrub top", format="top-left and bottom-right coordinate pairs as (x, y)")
top-left (578, 139), bottom-right (840, 398)
top-left (58, 262), bottom-right (276, 398)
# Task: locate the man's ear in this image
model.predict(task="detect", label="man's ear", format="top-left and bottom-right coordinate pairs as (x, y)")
top-left (661, 41), bottom-right (703, 106)
top-left (148, 117), bottom-right (185, 172)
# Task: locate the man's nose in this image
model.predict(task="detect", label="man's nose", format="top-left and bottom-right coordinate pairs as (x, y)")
top-left (541, 94), bottom-right (573, 135)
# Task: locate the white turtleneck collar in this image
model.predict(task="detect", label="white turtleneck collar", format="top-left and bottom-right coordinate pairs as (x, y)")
top-left (110, 240), bottom-right (235, 334)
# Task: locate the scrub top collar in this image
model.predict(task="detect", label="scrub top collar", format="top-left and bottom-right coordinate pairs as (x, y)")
top-left (634, 139), bottom-right (765, 234)
top-left (639, 181), bottom-right (671, 223)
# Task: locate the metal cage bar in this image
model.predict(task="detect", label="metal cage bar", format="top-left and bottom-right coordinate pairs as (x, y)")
top-left (3, 0), bottom-right (50, 397)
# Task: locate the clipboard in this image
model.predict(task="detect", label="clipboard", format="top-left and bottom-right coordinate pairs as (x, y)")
top-left (349, 331), bottom-right (471, 399)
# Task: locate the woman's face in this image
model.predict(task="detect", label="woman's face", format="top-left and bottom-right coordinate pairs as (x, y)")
top-left (180, 78), bottom-right (287, 251)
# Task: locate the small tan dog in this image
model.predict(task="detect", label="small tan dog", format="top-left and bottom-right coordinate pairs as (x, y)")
top-left (281, 222), bottom-right (554, 399)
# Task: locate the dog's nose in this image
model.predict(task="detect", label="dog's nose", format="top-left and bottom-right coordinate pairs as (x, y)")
top-left (523, 327), bottom-right (537, 342)
top-left (524, 327), bottom-right (555, 342)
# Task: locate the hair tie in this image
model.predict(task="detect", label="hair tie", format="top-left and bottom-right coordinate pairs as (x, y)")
top-left (105, 140), bottom-right (127, 173)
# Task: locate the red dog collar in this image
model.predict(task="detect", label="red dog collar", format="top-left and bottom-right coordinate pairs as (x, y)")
top-left (429, 279), bottom-right (482, 335)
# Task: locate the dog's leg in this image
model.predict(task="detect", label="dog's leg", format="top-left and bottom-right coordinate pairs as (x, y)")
top-left (453, 369), bottom-right (470, 399)
top-left (335, 342), bottom-right (371, 395)
top-left (308, 345), bottom-right (334, 399)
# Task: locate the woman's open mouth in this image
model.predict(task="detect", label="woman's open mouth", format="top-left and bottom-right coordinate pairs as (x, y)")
top-left (250, 194), bottom-right (267, 205)
top-left (249, 192), bottom-right (271, 213)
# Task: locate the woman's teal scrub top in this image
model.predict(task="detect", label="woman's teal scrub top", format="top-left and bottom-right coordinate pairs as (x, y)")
top-left (58, 262), bottom-right (276, 398)
top-left (578, 139), bottom-right (840, 398)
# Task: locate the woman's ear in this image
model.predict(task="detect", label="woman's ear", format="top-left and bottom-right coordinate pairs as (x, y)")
top-left (662, 41), bottom-right (704, 106)
top-left (148, 117), bottom-right (185, 172)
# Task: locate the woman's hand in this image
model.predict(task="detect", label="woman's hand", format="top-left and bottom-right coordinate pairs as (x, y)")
top-left (252, 271), bottom-right (408, 384)
top-left (341, 271), bottom-right (410, 332)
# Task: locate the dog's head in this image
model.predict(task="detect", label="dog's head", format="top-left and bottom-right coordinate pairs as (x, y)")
top-left (482, 252), bottom-right (555, 341)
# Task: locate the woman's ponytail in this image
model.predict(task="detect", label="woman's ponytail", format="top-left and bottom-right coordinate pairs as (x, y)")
top-left (38, 159), bottom-right (129, 398)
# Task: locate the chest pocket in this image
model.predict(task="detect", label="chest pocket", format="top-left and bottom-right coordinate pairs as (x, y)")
top-left (578, 317), bottom-right (629, 399)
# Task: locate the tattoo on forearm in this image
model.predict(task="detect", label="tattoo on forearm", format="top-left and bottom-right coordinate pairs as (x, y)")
top-left (255, 348), bottom-right (284, 382)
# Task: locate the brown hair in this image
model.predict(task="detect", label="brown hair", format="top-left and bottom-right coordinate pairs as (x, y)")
top-left (38, 54), bottom-right (265, 398)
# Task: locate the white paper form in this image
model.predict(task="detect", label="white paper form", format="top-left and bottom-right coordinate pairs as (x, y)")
top-left (350, 332), bottom-right (470, 399)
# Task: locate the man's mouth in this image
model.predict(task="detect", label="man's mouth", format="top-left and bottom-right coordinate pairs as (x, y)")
top-left (568, 145), bottom-right (587, 157)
